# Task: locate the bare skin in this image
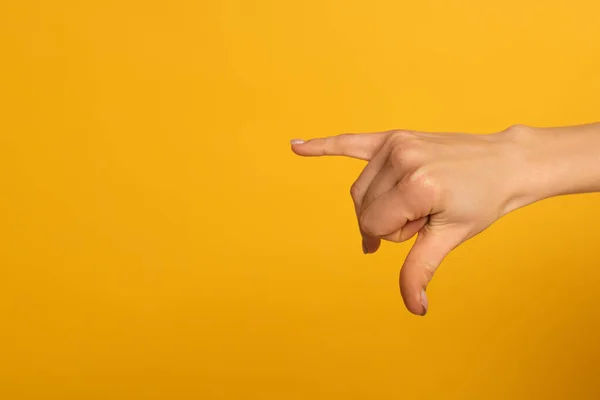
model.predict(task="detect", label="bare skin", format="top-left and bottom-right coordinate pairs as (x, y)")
top-left (291, 123), bottom-right (600, 316)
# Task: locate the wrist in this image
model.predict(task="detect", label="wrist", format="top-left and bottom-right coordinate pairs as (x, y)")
top-left (497, 123), bottom-right (600, 213)
top-left (493, 124), bottom-right (546, 214)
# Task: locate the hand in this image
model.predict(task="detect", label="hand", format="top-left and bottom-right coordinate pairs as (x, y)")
top-left (291, 126), bottom-right (530, 315)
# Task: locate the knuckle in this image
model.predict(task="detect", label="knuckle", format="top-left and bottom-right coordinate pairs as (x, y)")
top-left (407, 166), bottom-right (430, 185)
top-left (504, 124), bottom-right (527, 133)
top-left (389, 141), bottom-right (423, 169)
top-left (421, 263), bottom-right (436, 281)
top-left (502, 124), bottom-right (533, 140)
top-left (400, 147), bottom-right (421, 165)
top-left (402, 167), bottom-right (441, 202)
top-left (390, 129), bottom-right (414, 141)
top-left (388, 145), bottom-right (404, 169)
top-left (359, 214), bottom-right (385, 237)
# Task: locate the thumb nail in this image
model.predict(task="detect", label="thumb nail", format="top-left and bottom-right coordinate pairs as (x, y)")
top-left (290, 139), bottom-right (305, 145)
top-left (420, 288), bottom-right (428, 316)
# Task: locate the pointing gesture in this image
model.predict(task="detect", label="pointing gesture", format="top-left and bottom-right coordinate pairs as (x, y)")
top-left (291, 127), bottom-right (531, 315)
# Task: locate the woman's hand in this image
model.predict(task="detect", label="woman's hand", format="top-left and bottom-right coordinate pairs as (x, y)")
top-left (291, 126), bottom-right (534, 315)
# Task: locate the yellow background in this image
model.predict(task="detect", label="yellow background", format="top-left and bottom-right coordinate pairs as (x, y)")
top-left (1, 1), bottom-right (600, 399)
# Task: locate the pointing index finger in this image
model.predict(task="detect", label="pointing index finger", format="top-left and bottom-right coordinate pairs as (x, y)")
top-left (291, 132), bottom-right (391, 161)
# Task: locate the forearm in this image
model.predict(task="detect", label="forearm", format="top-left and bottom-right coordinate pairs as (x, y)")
top-left (510, 123), bottom-right (600, 207)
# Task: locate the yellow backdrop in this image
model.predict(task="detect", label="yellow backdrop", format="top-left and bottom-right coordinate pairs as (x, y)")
top-left (1, 1), bottom-right (600, 399)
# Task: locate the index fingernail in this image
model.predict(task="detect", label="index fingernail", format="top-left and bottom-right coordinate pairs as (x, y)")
top-left (290, 139), bottom-right (305, 145)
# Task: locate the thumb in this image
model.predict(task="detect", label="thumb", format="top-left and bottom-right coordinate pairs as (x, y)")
top-left (399, 226), bottom-right (464, 316)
